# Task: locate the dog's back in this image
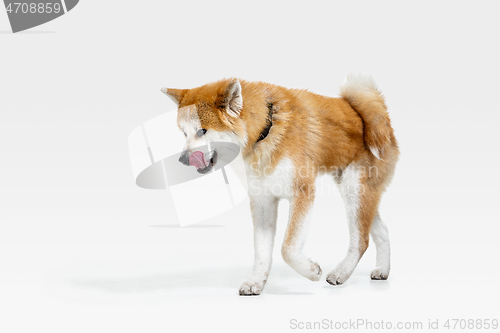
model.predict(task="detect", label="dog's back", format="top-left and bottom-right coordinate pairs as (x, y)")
top-left (237, 76), bottom-right (398, 177)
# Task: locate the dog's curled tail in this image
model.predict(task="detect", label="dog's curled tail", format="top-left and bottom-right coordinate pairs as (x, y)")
top-left (340, 74), bottom-right (394, 159)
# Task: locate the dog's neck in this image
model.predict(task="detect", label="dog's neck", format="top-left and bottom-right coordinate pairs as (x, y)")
top-left (256, 102), bottom-right (274, 143)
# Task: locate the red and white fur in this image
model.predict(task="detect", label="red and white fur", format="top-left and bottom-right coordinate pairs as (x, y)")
top-left (162, 74), bottom-right (399, 295)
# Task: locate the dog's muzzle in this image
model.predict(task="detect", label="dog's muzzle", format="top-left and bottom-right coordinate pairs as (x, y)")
top-left (179, 149), bottom-right (218, 174)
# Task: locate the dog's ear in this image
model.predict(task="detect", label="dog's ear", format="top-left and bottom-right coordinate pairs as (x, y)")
top-left (160, 88), bottom-right (188, 105)
top-left (223, 79), bottom-right (243, 117)
top-left (217, 80), bottom-right (243, 128)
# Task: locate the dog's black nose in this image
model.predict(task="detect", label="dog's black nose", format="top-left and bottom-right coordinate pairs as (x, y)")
top-left (178, 151), bottom-right (191, 166)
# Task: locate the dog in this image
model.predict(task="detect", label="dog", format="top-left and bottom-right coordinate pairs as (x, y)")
top-left (161, 74), bottom-right (399, 295)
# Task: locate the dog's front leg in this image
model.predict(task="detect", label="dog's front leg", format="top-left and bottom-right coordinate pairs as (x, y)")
top-left (239, 195), bottom-right (279, 295)
top-left (281, 180), bottom-right (322, 282)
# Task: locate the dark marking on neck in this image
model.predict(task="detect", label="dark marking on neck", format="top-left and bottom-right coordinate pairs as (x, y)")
top-left (256, 102), bottom-right (274, 143)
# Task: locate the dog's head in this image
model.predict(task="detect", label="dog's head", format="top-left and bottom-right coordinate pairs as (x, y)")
top-left (161, 79), bottom-right (247, 174)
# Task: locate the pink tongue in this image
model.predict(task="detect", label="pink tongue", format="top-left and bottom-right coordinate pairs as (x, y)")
top-left (189, 151), bottom-right (208, 169)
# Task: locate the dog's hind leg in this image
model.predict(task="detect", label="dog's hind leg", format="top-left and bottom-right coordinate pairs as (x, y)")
top-left (281, 179), bottom-right (322, 282)
top-left (370, 213), bottom-right (390, 280)
top-left (239, 196), bottom-right (279, 295)
top-left (326, 163), bottom-right (379, 286)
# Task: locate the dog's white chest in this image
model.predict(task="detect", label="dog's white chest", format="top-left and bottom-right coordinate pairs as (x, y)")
top-left (245, 158), bottom-right (294, 200)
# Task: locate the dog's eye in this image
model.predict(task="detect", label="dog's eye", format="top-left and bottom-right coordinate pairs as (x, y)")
top-left (182, 130), bottom-right (187, 137)
top-left (196, 129), bottom-right (207, 137)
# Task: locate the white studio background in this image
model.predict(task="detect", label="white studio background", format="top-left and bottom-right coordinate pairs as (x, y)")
top-left (1, 1), bottom-right (499, 332)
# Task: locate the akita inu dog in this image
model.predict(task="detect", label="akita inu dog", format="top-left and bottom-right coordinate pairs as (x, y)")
top-left (161, 75), bottom-right (399, 295)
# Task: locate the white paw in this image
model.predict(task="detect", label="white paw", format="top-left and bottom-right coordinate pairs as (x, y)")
top-left (370, 267), bottom-right (389, 280)
top-left (239, 280), bottom-right (265, 296)
top-left (308, 262), bottom-right (322, 281)
top-left (326, 268), bottom-right (351, 286)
